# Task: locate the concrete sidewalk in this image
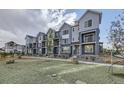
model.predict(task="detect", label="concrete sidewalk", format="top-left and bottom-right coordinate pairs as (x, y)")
top-left (23, 56), bottom-right (124, 68)
top-left (78, 61), bottom-right (124, 68)
top-left (23, 56), bottom-right (71, 62)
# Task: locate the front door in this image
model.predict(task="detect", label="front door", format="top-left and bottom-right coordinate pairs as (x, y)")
top-left (33, 49), bottom-right (36, 54)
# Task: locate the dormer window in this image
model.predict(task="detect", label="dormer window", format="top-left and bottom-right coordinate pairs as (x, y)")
top-left (84, 19), bottom-right (92, 28)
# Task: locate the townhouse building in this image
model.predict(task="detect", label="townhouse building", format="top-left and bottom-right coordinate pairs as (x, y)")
top-left (25, 32), bottom-right (47, 56)
top-left (53, 31), bottom-right (60, 56)
top-left (71, 21), bottom-right (80, 56)
top-left (5, 41), bottom-right (25, 54)
top-left (25, 35), bottom-right (37, 55)
top-left (78, 10), bottom-right (102, 55)
top-left (59, 23), bottom-right (72, 57)
top-left (0, 48), bottom-right (5, 53)
top-left (37, 32), bottom-right (47, 56)
top-left (25, 9), bottom-right (103, 57)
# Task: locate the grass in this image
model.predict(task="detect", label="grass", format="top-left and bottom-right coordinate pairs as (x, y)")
top-left (0, 57), bottom-right (124, 84)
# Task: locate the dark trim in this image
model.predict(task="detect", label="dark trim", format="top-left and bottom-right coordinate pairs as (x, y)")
top-left (71, 42), bottom-right (80, 44)
top-left (80, 28), bottom-right (97, 34)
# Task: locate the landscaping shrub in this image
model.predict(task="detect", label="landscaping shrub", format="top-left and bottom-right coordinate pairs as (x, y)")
top-left (90, 56), bottom-right (96, 61)
top-left (18, 55), bottom-right (22, 59)
top-left (21, 52), bottom-right (25, 56)
top-left (6, 60), bottom-right (15, 64)
top-left (0, 52), bottom-right (7, 59)
top-left (70, 56), bottom-right (79, 64)
top-left (85, 56), bottom-right (88, 61)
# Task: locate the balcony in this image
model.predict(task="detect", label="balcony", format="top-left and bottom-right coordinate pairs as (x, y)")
top-left (61, 39), bottom-right (69, 45)
top-left (42, 42), bottom-right (46, 47)
top-left (28, 43), bottom-right (32, 48)
top-left (43, 35), bottom-right (47, 41)
top-left (54, 41), bottom-right (59, 46)
top-left (81, 33), bottom-right (95, 43)
top-left (54, 33), bottom-right (59, 39)
top-left (32, 43), bottom-right (37, 48)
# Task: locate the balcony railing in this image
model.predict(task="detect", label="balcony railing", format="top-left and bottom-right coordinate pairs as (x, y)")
top-left (82, 34), bottom-right (95, 43)
top-left (84, 38), bottom-right (95, 43)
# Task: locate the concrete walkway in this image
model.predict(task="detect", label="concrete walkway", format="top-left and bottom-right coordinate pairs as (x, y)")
top-left (78, 61), bottom-right (124, 68)
top-left (23, 56), bottom-right (124, 68)
top-left (23, 56), bottom-right (71, 62)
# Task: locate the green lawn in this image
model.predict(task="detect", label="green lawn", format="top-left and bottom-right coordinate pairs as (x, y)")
top-left (0, 57), bottom-right (124, 84)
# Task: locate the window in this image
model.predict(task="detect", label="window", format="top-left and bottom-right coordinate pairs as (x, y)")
top-left (62, 39), bottom-right (68, 44)
top-left (84, 21), bottom-right (88, 28)
top-left (73, 28), bottom-right (74, 32)
top-left (66, 39), bottom-right (68, 44)
top-left (63, 30), bottom-right (65, 35)
top-left (55, 32), bottom-right (59, 38)
top-left (66, 30), bottom-right (68, 34)
top-left (64, 39), bottom-right (66, 44)
top-left (62, 39), bottom-right (65, 44)
top-left (43, 35), bottom-right (46, 40)
top-left (88, 20), bottom-right (92, 27)
top-left (84, 33), bottom-right (94, 43)
top-left (84, 19), bottom-right (92, 27)
top-left (78, 26), bottom-right (79, 30)
top-left (84, 45), bottom-right (94, 53)
top-left (42, 42), bottom-right (45, 47)
top-left (63, 30), bottom-right (69, 35)
top-left (38, 43), bottom-right (41, 47)
top-left (39, 36), bottom-right (41, 40)
top-left (29, 44), bottom-right (32, 48)
top-left (62, 46), bottom-right (70, 53)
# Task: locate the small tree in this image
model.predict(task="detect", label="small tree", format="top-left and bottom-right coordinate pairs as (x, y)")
top-left (107, 12), bottom-right (124, 56)
top-left (47, 28), bottom-right (54, 55)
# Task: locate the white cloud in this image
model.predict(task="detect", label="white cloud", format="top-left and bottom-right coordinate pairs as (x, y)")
top-left (0, 9), bottom-right (77, 48)
top-left (41, 9), bottom-right (77, 30)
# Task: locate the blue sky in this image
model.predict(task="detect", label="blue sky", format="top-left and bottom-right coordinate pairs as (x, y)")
top-left (67, 9), bottom-right (122, 48)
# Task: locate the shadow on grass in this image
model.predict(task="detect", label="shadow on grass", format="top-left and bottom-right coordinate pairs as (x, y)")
top-left (112, 73), bottom-right (124, 79)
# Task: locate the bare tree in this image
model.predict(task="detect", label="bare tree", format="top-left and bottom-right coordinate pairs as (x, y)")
top-left (108, 12), bottom-right (124, 56)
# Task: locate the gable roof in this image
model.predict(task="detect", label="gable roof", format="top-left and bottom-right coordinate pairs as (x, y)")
top-left (47, 28), bottom-right (55, 35)
top-left (25, 35), bottom-right (36, 39)
top-left (5, 41), bottom-right (18, 47)
top-left (78, 9), bottom-right (102, 24)
top-left (59, 22), bottom-right (72, 31)
top-left (37, 32), bottom-right (45, 37)
top-left (5, 41), bottom-right (16, 44)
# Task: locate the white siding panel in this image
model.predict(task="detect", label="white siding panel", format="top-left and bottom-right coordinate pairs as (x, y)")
top-left (62, 34), bottom-right (69, 39)
top-left (71, 26), bottom-right (79, 43)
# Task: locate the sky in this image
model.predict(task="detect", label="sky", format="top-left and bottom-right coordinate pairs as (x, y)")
top-left (0, 9), bottom-right (122, 48)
